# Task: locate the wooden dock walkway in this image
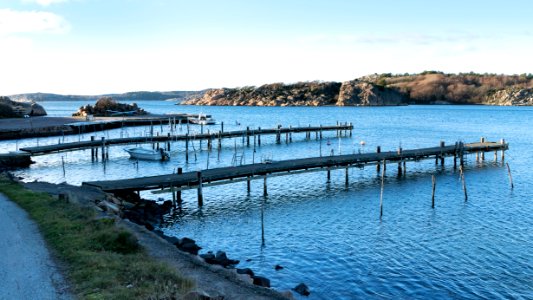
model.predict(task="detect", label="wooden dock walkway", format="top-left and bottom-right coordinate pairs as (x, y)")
top-left (19, 124), bottom-right (353, 156)
top-left (83, 139), bottom-right (508, 206)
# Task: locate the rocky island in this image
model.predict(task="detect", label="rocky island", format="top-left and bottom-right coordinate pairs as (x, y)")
top-left (0, 96), bottom-right (47, 118)
top-left (72, 96), bottom-right (148, 117)
top-left (182, 72), bottom-right (533, 106)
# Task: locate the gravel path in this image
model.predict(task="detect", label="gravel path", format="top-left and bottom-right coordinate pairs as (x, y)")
top-left (0, 193), bottom-right (71, 300)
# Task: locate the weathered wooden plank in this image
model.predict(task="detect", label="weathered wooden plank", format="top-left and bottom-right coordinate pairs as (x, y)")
top-left (20, 124), bottom-right (353, 155)
top-left (83, 141), bottom-right (508, 192)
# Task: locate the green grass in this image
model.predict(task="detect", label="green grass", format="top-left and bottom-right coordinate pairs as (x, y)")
top-left (0, 175), bottom-right (193, 299)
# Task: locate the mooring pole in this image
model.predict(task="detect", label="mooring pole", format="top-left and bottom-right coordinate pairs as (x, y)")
top-left (90, 136), bottom-right (95, 160)
top-left (258, 127), bottom-right (262, 146)
top-left (197, 171), bottom-right (203, 207)
top-left (440, 141), bottom-right (445, 165)
top-left (380, 160), bottom-right (385, 219)
top-left (460, 165), bottom-right (468, 202)
top-left (431, 175), bottom-right (436, 208)
top-left (167, 133), bottom-right (171, 151)
top-left (480, 137), bottom-right (485, 160)
top-left (500, 139), bottom-right (506, 161)
top-left (327, 168), bottom-right (331, 182)
top-left (397, 147), bottom-right (403, 176)
top-left (247, 176), bottom-right (251, 193)
top-left (221, 121), bottom-right (224, 133)
top-left (171, 185), bottom-right (176, 208)
top-left (506, 163), bottom-right (514, 189)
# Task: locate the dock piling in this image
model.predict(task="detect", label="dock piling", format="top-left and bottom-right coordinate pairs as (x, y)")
top-left (197, 171), bottom-right (203, 207)
top-left (247, 176), bottom-right (251, 193)
top-left (177, 168), bottom-right (182, 207)
top-left (345, 167), bottom-right (349, 186)
top-left (90, 136), bottom-right (95, 160)
top-left (263, 174), bottom-right (268, 196)
top-left (185, 134), bottom-right (189, 162)
top-left (379, 160), bottom-right (385, 219)
top-left (460, 165), bottom-right (468, 202)
top-left (376, 146), bottom-right (381, 172)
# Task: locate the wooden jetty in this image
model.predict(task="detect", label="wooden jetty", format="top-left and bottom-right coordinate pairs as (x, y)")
top-left (19, 124), bottom-right (353, 156)
top-left (83, 139), bottom-right (508, 207)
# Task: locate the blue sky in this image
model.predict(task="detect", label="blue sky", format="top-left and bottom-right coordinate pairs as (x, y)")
top-left (1, 0), bottom-right (532, 94)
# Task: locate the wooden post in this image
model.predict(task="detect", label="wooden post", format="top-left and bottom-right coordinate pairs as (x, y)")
top-left (376, 146), bottom-right (381, 172)
top-left (101, 137), bottom-right (105, 161)
top-left (285, 132), bottom-right (289, 144)
top-left (506, 163), bottom-right (514, 189)
top-left (380, 160), bottom-right (385, 219)
top-left (156, 132), bottom-right (160, 149)
top-left (177, 168), bottom-right (182, 206)
top-left (218, 131), bottom-right (222, 150)
top-left (247, 176), bottom-right (251, 193)
top-left (263, 174), bottom-right (268, 196)
top-left (397, 147), bottom-right (402, 176)
top-left (327, 168), bottom-right (331, 182)
top-left (440, 141), bottom-right (445, 165)
top-left (403, 160), bottom-right (406, 176)
top-left (167, 133), bottom-right (171, 151)
top-left (171, 185), bottom-right (176, 208)
top-left (197, 171), bottom-right (203, 207)
top-left (246, 126), bottom-right (250, 146)
top-left (431, 175), bottom-right (436, 208)
top-left (480, 137), bottom-right (485, 160)
top-left (345, 167), bottom-right (349, 186)
top-left (221, 121), bottom-right (224, 133)
top-left (320, 125), bottom-right (323, 139)
top-left (349, 122), bottom-right (353, 137)
top-left (460, 166), bottom-right (468, 202)
top-left (207, 131), bottom-right (212, 151)
top-left (500, 139), bottom-right (505, 161)
top-left (258, 127), bottom-right (262, 146)
top-left (90, 136), bottom-right (95, 160)
top-left (185, 134), bottom-right (189, 162)
top-left (261, 196), bottom-right (265, 246)
top-left (453, 142), bottom-right (457, 169)
top-left (61, 156), bottom-right (65, 177)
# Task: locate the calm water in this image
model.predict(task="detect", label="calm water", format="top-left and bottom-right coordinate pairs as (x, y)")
top-left (4, 101), bottom-right (532, 299)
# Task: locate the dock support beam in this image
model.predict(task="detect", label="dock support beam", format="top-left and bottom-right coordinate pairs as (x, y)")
top-left (197, 171), bottom-right (203, 207)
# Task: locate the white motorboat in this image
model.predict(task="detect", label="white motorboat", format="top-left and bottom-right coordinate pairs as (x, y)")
top-left (124, 147), bottom-right (170, 161)
top-left (188, 113), bottom-right (216, 125)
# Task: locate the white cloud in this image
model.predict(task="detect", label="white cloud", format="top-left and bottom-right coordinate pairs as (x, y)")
top-left (22, 0), bottom-right (69, 6)
top-left (0, 9), bottom-right (70, 35)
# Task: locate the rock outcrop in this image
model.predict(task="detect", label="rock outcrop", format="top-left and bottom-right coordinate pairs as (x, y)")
top-left (0, 96), bottom-right (47, 118)
top-left (484, 88), bottom-right (533, 106)
top-left (336, 80), bottom-right (406, 106)
top-left (182, 81), bottom-right (406, 107)
top-left (72, 97), bottom-right (148, 117)
top-left (182, 81), bottom-right (341, 106)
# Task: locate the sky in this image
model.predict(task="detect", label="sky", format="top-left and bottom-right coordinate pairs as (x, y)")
top-left (0, 0), bottom-right (532, 95)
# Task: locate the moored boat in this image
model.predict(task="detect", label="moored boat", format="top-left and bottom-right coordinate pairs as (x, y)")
top-left (124, 147), bottom-right (170, 161)
top-left (188, 113), bottom-right (216, 125)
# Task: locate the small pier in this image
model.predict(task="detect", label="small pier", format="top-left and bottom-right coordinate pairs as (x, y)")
top-left (19, 124), bottom-right (353, 156)
top-left (83, 139), bottom-right (508, 206)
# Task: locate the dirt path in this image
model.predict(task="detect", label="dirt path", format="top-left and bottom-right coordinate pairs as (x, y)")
top-left (0, 193), bottom-right (71, 300)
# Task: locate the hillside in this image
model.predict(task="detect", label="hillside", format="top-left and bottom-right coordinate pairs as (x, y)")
top-left (8, 91), bottom-right (201, 102)
top-left (182, 72), bottom-right (533, 106)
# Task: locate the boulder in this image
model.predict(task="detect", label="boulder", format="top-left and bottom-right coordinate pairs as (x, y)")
top-left (293, 283), bottom-right (311, 296)
top-left (199, 251), bottom-right (217, 264)
top-left (252, 276), bottom-right (271, 288)
top-left (176, 237), bottom-right (201, 255)
top-left (274, 264), bottom-right (284, 271)
top-left (236, 268), bottom-right (255, 277)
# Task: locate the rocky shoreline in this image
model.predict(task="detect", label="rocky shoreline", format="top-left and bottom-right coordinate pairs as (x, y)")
top-left (18, 178), bottom-right (299, 299)
top-left (181, 73), bottom-right (533, 107)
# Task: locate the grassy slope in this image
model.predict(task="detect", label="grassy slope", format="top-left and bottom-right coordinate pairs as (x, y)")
top-left (0, 175), bottom-right (193, 300)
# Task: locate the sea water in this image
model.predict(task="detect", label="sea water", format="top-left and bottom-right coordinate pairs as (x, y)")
top-left (3, 101), bottom-right (532, 299)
